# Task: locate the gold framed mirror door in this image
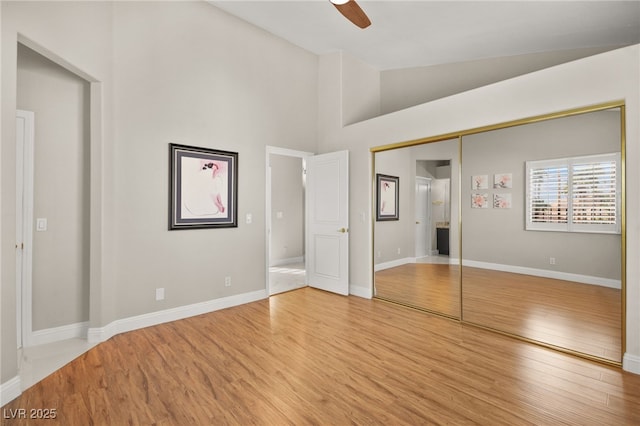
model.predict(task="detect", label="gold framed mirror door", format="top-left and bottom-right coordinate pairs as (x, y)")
top-left (372, 101), bottom-right (625, 365)
top-left (373, 138), bottom-right (460, 319)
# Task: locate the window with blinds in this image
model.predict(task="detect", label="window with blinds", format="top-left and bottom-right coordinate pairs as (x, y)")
top-left (525, 153), bottom-right (620, 233)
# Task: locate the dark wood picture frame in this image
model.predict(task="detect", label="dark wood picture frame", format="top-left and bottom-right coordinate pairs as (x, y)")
top-left (376, 173), bottom-right (399, 221)
top-left (169, 143), bottom-right (238, 229)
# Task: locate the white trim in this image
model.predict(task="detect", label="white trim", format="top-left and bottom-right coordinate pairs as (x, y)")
top-left (269, 256), bottom-right (304, 267)
top-left (462, 259), bottom-right (621, 289)
top-left (0, 376), bottom-right (21, 406)
top-left (349, 284), bottom-right (372, 299)
top-left (30, 322), bottom-right (88, 347)
top-left (623, 353), bottom-right (640, 375)
top-left (16, 110), bottom-right (35, 349)
top-left (88, 289), bottom-right (267, 344)
top-left (18, 34), bottom-right (99, 82)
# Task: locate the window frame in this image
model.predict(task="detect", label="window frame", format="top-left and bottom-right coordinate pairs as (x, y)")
top-left (525, 152), bottom-right (621, 234)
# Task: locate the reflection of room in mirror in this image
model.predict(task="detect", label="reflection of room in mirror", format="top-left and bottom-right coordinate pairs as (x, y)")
top-left (373, 105), bottom-right (623, 365)
top-left (461, 107), bottom-right (622, 363)
top-left (374, 138), bottom-right (460, 319)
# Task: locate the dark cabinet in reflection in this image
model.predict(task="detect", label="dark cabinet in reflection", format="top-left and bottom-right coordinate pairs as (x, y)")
top-left (437, 227), bottom-right (449, 255)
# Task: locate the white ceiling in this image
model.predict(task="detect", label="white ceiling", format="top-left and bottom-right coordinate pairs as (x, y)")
top-left (210, 0), bottom-right (640, 70)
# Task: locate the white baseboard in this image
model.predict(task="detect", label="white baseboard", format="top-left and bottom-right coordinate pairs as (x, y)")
top-left (0, 376), bottom-right (21, 406)
top-left (623, 353), bottom-right (640, 375)
top-left (463, 259), bottom-right (621, 289)
top-left (350, 284), bottom-right (372, 299)
top-left (88, 289), bottom-right (268, 344)
top-left (270, 256), bottom-right (304, 267)
top-left (28, 321), bottom-right (89, 347)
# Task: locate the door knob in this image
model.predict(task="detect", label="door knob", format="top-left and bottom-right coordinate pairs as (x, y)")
top-left (338, 227), bottom-right (349, 233)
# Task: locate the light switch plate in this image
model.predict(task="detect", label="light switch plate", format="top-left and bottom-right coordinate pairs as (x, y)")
top-left (36, 218), bottom-right (48, 232)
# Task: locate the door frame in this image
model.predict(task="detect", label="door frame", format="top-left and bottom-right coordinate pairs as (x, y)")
top-left (265, 146), bottom-right (314, 295)
top-left (16, 110), bottom-right (35, 348)
top-left (15, 36), bottom-right (102, 346)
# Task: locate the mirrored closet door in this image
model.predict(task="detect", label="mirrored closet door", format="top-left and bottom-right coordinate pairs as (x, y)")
top-left (373, 138), bottom-right (460, 319)
top-left (372, 103), bottom-right (624, 365)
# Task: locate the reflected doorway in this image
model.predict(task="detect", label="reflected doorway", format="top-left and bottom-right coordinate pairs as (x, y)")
top-left (415, 160), bottom-right (451, 264)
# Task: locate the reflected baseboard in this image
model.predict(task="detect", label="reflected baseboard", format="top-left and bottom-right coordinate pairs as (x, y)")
top-left (462, 259), bottom-right (621, 289)
top-left (375, 256), bottom-right (460, 271)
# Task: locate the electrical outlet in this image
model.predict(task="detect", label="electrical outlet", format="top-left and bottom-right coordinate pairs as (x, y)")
top-left (155, 288), bottom-right (165, 301)
top-left (225, 276), bottom-right (231, 287)
top-left (397, 248), bottom-right (401, 255)
top-left (377, 251), bottom-right (381, 258)
top-left (549, 257), bottom-right (556, 265)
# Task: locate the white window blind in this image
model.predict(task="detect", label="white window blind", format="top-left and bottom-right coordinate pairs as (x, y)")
top-left (526, 153), bottom-right (620, 234)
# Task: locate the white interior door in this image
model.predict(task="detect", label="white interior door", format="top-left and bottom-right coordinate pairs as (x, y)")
top-left (415, 177), bottom-right (431, 258)
top-left (306, 150), bottom-right (349, 295)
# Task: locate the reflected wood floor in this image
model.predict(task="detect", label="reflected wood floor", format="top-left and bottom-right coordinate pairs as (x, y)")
top-left (375, 263), bottom-right (621, 362)
top-left (375, 263), bottom-right (461, 317)
top-left (462, 267), bottom-right (621, 362)
top-left (3, 287), bottom-right (639, 425)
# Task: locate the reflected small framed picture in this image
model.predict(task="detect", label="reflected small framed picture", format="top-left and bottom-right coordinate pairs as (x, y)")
top-left (472, 174), bottom-right (489, 190)
top-left (493, 193), bottom-right (512, 209)
top-left (376, 174), bottom-right (399, 221)
top-left (494, 173), bottom-right (512, 189)
top-left (169, 143), bottom-right (238, 229)
top-left (471, 193), bottom-right (489, 209)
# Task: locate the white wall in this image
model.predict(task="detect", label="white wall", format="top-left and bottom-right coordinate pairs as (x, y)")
top-left (110, 1), bottom-right (317, 319)
top-left (380, 46), bottom-right (624, 115)
top-left (320, 45), bottom-right (640, 373)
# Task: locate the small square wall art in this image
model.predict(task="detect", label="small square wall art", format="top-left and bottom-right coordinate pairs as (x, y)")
top-left (493, 173), bottom-right (512, 189)
top-left (493, 193), bottom-right (512, 209)
top-left (471, 193), bottom-right (489, 209)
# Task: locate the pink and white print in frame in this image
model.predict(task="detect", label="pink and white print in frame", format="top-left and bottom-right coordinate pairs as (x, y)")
top-left (493, 173), bottom-right (512, 189)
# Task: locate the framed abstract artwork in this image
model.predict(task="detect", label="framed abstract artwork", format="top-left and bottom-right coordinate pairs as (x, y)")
top-left (376, 174), bottom-right (399, 221)
top-left (169, 143), bottom-right (238, 229)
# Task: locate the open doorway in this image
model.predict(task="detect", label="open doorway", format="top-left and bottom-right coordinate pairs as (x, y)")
top-left (16, 43), bottom-right (91, 347)
top-left (266, 147), bottom-right (312, 295)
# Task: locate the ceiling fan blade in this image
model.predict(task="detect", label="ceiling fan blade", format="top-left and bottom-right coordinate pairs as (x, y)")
top-left (331, 0), bottom-right (371, 29)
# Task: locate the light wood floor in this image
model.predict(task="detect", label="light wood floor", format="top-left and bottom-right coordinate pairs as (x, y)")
top-left (462, 266), bottom-right (621, 362)
top-left (375, 263), bottom-right (460, 317)
top-left (3, 287), bottom-right (639, 425)
top-left (375, 263), bottom-right (621, 362)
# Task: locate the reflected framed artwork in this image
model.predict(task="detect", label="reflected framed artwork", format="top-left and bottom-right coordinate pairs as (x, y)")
top-left (471, 193), bottom-right (489, 209)
top-left (169, 143), bottom-right (238, 229)
top-left (376, 174), bottom-right (399, 221)
top-left (472, 174), bottom-right (488, 190)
